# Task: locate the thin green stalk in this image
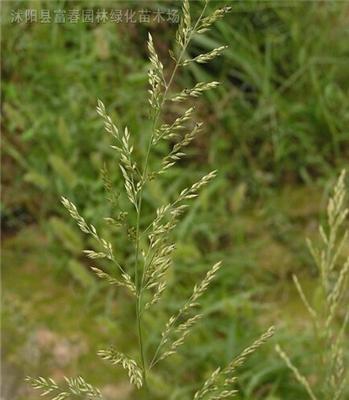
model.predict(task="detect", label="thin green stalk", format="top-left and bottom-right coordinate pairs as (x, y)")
top-left (134, 204), bottom-right (147, 385)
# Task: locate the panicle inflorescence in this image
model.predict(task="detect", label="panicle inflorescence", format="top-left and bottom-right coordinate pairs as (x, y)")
top-left (96, 99), bottom-right (119, 140)
top-left (276, 170), bottom-right (348, 400)
top-left (153, 107), bottom-right (195, 145)
top-left (275, 345), bottom-right (318, 400)
top-left (25, 376), bottom-right (104, 400)
top-left (196, 5), bottom-right (232, 34)
top-left (149, 261), bottom-right (222, 367)
top-left (61, 196), bottom-right (114, 261)
top-left (171, 81), bottom-right (220, 102)
top-left (28, 1), bottom-right (275, 398)
top-left (98, 348), bottom-right (143, 389)
top-left (176, 0), bottom-right (191, 49)
top-left (182, 46), bottom-right (228, 66)
top-left (158, 122), bottom-right (203, 174)
top-left (147, 33), bottom-right (165, 112)
top-left (193, 327), bottom-right (275, 400)
top-left (91, 266), bottom-right (136, 295)
top-left (117, 127), bottom-right (141, 210)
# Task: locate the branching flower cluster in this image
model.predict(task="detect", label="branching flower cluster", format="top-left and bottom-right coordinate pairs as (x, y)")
top-left (26, 376), bottom-right (103, 400)
top-left (28, 1), bottom-right (282, 398)
top-left (276, 170), bottom-right (348, 400)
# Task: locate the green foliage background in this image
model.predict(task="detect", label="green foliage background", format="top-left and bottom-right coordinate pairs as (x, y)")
top-left (2, 1), bottom-right (349, 399)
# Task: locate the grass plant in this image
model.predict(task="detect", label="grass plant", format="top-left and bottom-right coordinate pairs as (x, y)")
top-left (276, 170), bottom-right (348, 400)
top-left (26, 1), bottom-right (274, 399)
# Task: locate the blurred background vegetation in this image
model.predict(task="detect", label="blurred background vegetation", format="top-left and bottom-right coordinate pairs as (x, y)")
top-left (2, 0), bottom-right (349, 399)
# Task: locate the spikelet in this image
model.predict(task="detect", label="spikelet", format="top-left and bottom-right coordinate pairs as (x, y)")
top-left (26, 376), bottom-right (104, 400)
top-left (157, 314), bottom-right (203, 363)
top-left (26, 376), bottom-right (59, 397)
top-left (90, 267), bottom-right (136, 296)
top-left (153, 107), bottom-right (195, 145)
top-left (61, 196), bottom-right (90, 234)
top-left (171, 81), bottom-right (220, 102)
top-left (158, 122), bottom-right (203, 174)
top-left (182, 46), bottom-right (228, 66)
top-left (147, 33), bottom-right (165, 112)
top-left (61, 197), bottom-right (114, 261)
top-left (96, 99), bottom-right (120, 141)
top-left (176, 0), bottom-right (191, 48)
top-left (150, 262), bottom-right (222, 367)
top-left (98, 348), bottom-right (143, 389)
top-left (104, 213), bottom-right (128, 229)
top-left (177, 170), bottom-right (217, 202)
top-left (145, 171), bottom-right (216, 243)
top-left (275, 345), bottom-right (318, 400)
top-left (193, 367), bottom-right (223, 400)
top-left (65, 377), bottom-right (104, 399)
top-left (197, 6), bottom-right (232, 34)
top-left (83, 250), bottom-right (107, 259)
top-left (226, 326), bottom-right (275, 372)
top-left (61, 196), bottom-right (133, 293)
top-left (141, 203), bottom-right (184, 311)
top-left (101, 164), bottom-right (120, 206)
top-left (326, 257), bottom-right (349, 328)
top-left (145, 281), bottom-right (167, 310)
top-left (144, 243), bottom-right (174, 299)
top-left (144, 241), bottom-right (175, 288)
top-left (96, 100), bottom-right (140, 209)
top-left (193, 327), bottom-right (275, 400)
top-left (143, 221), bottom-right (176, 309)
top-left (117, 127), bottom-right (140, 210)
top-left (292, 274), bottom-right (317, 320)
top-left (172, 261), bottom-right (222, 323)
